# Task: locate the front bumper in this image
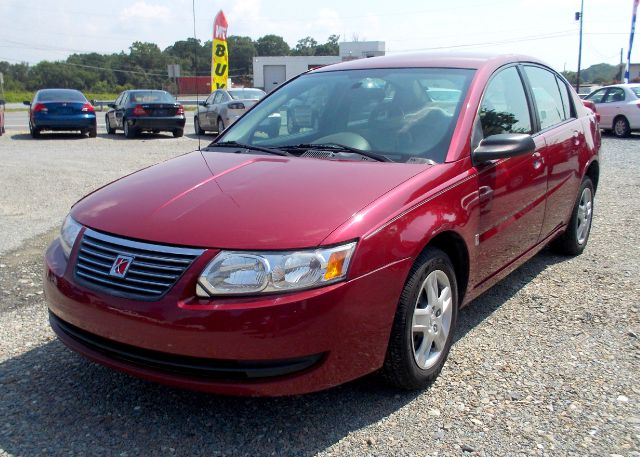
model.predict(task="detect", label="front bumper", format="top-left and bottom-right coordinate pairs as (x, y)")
top-left (128, 116), bottom-right (186, 131)
top-left (44, 237), bottom-right (410, 396)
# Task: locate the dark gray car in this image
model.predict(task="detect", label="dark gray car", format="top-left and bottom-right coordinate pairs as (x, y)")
top-left (194, 88), bottom-right (265, 135)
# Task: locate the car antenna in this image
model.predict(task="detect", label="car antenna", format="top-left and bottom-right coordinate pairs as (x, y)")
top-left (192, 0), bottom-right (201, 152)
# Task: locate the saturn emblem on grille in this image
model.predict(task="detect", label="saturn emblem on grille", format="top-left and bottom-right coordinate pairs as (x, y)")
top-left (110, 255), bottom-right (134, 278)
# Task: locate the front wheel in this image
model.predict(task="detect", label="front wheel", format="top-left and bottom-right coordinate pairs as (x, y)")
top-left (217, 118), bottom-right (225, 134)
top-left (613, 116), bottom-right (631, 138)
top-left (105, 115), bottom-right (115, 134)
top-left (194, 116), bottom-right (205, 135)
top-left (382, 247), bottom-right (458, 390)
top-left (551, 176), bottom-right (594, 255)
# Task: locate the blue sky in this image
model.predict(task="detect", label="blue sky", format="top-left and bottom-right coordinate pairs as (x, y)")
top-left (0, 0), bottom-right (637, 72)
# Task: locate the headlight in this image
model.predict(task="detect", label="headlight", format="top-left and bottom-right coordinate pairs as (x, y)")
top-left (197, 242), bottom-right (357, 297)
top-left (60, 215), bottom-right (83, 258)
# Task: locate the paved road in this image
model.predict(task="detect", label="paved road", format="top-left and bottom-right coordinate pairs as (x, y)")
top-left (3, 111), bottom-right (197, 133)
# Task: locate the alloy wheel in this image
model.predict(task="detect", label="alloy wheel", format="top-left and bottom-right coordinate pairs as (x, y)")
top-left (412, 269), bottom-right (453, 370)
top-left (576, 187), bottom-right (593, 245)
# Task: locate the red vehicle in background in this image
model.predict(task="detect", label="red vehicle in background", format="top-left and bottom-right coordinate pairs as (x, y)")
top-left (44, 53), bottom-right (600, 396)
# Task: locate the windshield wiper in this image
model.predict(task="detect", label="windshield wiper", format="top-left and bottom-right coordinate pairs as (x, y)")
top-left (281, 143), bottom-right (393, 162)
top-left (211, 141), bottom-right (293, 157)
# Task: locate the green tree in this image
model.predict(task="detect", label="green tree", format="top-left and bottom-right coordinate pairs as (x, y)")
top-left (255, 34), bottom-right (290, 56)
top-left (227, 35), bottom-right (256, 77)
top-left (315, 34), bottom-right (340, 56)
top-left (292, 37), bottom-right (318, 56)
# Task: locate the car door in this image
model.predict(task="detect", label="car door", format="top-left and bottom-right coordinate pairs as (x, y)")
top-left (600, 87), bottom-right (626, 130)
top-left (108, 93), bottom-right (123, 128)
top-left (199, 93), bottom-right (215, 129)
top-left (473, 65), bottom-right (548, 282)
top-left (115, 92), bottom-right (129, 129)
top-left (522, 65), bottom-right (584, 241)
top-left (206, 91), bottom-right (222, 126)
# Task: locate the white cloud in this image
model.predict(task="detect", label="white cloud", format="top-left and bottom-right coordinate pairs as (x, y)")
top-left (120, 1), bottom-right (171, 23)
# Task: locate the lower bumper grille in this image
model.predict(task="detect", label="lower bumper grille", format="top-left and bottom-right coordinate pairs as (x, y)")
top-left (50, 312), bottom-right (323, 380)
top-left (74, 228), bottom-right (204, 300)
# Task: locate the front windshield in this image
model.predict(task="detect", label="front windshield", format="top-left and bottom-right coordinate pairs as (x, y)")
top-left (218, 68), bottom-right (474, 163)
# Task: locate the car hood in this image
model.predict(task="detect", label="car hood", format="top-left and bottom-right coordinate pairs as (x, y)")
top-left (71, 151), bottom-right (426, 249)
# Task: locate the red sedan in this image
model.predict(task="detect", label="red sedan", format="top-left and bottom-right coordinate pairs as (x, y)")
top-left (45, 53), bottom-right (600, 396)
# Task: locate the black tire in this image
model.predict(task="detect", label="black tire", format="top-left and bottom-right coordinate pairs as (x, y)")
top-left (172, 128), bottom-right (184, 138)
top-left (217, 118), bottom-right (225, 134)
top-left (551, 176), bottom-right (595, 256)
top-left (152, 129), bottom-right (160, 134)
top-left (382, 247), bottom-right (458, 390)
top-left (613, 116), bottom-right (631, 138)
top-left (124, 120), bottom-right (136, 139)
top-left (105, 115), bottom-right (115, 134)
top-left (29, 122), bottom-right (40, 139)
top-left (88, 126), bottom-right (97, 138)
top-left (194, 116), bottom-right (205, 135)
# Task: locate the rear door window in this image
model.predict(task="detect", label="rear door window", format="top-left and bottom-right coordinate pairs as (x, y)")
top-left (556, 78), bottom-right (574, 119)
top-left (603, 87), bottom-right (625, 103)
top-left (479, 66), bottom-right (532, 137)
top-left (523, 66), bottom-right (567, 130)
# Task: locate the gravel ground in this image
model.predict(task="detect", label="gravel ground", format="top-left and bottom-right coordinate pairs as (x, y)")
top-left (0, 133), bottom-right (639, 456)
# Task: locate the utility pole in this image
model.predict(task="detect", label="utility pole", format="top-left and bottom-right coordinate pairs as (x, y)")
top-left (576, 0), bottom-right (584, 94)
top-left (619, 48), bottom-right (624, 82)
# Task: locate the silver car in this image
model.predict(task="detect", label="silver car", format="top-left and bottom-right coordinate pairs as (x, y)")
top-left (194, 88), bottom-right (266, 134)
top-left (584, 84), bottom-right (640, 137)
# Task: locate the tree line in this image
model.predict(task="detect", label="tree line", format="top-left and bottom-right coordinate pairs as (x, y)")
top-left (0, 34), bottom-right (340, 94)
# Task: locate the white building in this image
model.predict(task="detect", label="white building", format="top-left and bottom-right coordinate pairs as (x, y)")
top-left (253, 41), bottom-right (386, 92)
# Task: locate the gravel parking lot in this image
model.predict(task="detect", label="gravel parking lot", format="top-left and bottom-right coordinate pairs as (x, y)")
top-left (0, 131), bottom-right (638, 456)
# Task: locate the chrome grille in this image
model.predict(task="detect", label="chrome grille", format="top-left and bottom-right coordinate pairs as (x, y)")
top-left (74, 228), bottom-right (204, 299)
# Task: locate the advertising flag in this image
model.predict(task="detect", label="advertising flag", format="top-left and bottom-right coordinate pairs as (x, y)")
top-left (212, 10), bottom-right (228, 91)
top-left (624, 0), bottom-right (639, 82)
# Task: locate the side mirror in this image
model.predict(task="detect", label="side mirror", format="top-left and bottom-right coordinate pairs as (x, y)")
top-left (107, 103), bottom-right (116, 109)
top-left (473, 133), bottom-right (535, 164)
top-left (199, 101), bottom-right (207, 106)
top-left (23, 101), bottom-right (31, 106)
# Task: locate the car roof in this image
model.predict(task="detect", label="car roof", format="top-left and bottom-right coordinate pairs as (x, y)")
top-left (311, 52), bottom-right (548, 73)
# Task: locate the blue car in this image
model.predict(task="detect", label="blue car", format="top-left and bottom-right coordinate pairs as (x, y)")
top-left (24, 89), bottom-right (97, 138)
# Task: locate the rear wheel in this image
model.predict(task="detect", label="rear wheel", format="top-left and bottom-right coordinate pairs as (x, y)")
top-left (194, 116), bottom-right (205, 135)
top-left (29, 122), bottom-right (40, 139)
top-left (551, 176), bottom-right (594, 255)
top-left (382, 247), bottom-right (458, 390)
top-left (105, 115), bottom-right (115, 134)
top-left (124, 120), bottom-right (136, 139)
top-left (613, 116), bottom-right (631, 138)
top-left (88, 126), bottom-right (97, 138)
top-left (172, 128), bottom-right (184, 138)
